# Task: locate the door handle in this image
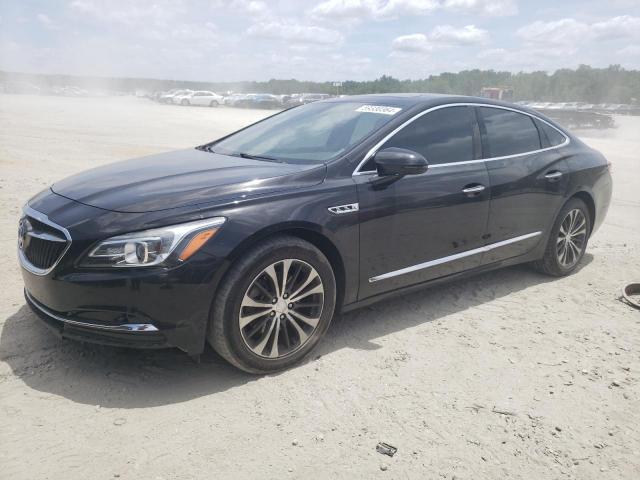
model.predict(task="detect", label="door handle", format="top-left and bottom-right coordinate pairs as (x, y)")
top-left (462, 184), bottom-right (486, 196)
top-left (544, 171), bottom-right (563, 180)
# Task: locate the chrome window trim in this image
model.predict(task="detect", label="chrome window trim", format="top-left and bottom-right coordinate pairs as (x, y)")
top-left (352, 102), bottom-right (570, 176)
top-left (18, 206), bottom-right (72, 276)
top-left (25, 290), bottom-right (159, 332)
top-left (368, 231), bottom-right (542, 283)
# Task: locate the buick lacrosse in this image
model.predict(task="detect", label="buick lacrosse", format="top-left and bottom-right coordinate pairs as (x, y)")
top-left (19, 94), bottom-right (612, 373)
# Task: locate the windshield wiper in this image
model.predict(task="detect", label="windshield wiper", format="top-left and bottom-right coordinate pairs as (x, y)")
top-left (237, 152), bottom-right (284, 163)
top-left (199, 146), bottom-right (284, 163)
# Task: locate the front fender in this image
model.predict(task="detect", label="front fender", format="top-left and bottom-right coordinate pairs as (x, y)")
top-left (196, 178), bottom-right (361, 306)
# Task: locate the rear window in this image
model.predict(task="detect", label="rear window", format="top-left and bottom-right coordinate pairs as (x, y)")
top-left (537, 120), bottom-right (567, 147)
top-left (480, 107), bottom-right (541, 158)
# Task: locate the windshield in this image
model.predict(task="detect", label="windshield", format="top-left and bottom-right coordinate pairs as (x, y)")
top-left (210, 101), bottom-right (402, 164)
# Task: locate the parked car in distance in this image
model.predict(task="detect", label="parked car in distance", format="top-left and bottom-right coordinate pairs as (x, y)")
top-left (286, 93), bottom-right (331, 107)
top-left (158, 89), bottom-right (182, 104)
top-left (223, 93), bottom-right (253, 107)
top-left (51, 86), bottom-right (89, 97)
top-left (229, 94), bottom-right (280, 109)
top-left (276, 94), bottom-right (292, 105)
top-left (2, 82), bottom-right (42, 94)
top-left (245, 94), bottom-right (281, 109)
top-left (182, 91), bottom-right (224, 107)
top-left (19, 94), bottom-right (612, 373)
top-left (172, 90), bottom-right (195, 105)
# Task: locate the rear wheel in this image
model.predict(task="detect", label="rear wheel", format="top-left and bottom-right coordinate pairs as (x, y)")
top-left (208, 236), bottom-right (336, 373)
top-left (533, 198), bottom-right (591, 276)
top-left (181, 99), bottom-right (189, 106)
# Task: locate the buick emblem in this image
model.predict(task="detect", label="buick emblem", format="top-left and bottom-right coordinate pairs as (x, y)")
top-left (18, 218), bottom-right (30, 251)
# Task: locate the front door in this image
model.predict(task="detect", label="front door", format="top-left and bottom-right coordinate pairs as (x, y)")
top-left (355, 105), bottom-right (491, 300)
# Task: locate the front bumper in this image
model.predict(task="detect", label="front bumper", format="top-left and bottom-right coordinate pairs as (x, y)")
top-left (26, 290), bottom-right (169, 349)
top-left (21, 257), bottom-right (221, 355)
top-left (18, 193), bottom-right (233, 355)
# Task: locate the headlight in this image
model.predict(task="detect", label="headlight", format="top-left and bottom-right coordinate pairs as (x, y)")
top-left (82, 217), bottom-right (226, 267)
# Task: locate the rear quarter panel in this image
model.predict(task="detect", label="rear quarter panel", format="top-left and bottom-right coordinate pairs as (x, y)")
top-left (565, 143), bottom-right (612, 234)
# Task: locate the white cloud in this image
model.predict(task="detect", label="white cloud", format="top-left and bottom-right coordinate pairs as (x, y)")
top-left (592, 15), bottom-right (640, 41)
top-left (430, 24), bottom-right (489, 45)
top-left (247, 21), bottom-right (344, 45)
top-left (311, 0), bottom-right (381, 19)
top-left (618, 45), bottom-right (640, 57)
top-left (517, 18), bottom-right (590, 46)
top-left (392, 24), bottom-right (488, 53)
top-left (170, 22), bottom-right (218, 43)
top-left (476, 47), bottom-right (506, 59)
top-left (69, 0), bottom-right (185, 27)
top-left (518, 16), bottom-right (640, 47)
top-left (35, 13), bottom-right (60, 31)
top-left (377, 0), bottom-right (441, 17)
top-left (514, 16), bottom-right (640, 71)
top-left (231, 0), bottom-right (270, 16)
top-left (311, 0), bottom-right (517, 20)
top-left (443, 0), bottom-right (517, 16)
top-left (36, 13), bottom-right (53, 26)
top-left (392, 33), bottom-right (432, 52)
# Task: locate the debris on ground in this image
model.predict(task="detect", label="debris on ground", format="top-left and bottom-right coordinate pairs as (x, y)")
top-left (376, 442), bottom-right (397, 457)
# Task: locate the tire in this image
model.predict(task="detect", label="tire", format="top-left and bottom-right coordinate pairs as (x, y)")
top-left (181, 99), bottom-right (189, 106)
top-left (208, 236), bottom-right (336, 374)
top-left (209, 100), bottom-right (219, 107)
top-left (533, 197), bottom-right (591, 276)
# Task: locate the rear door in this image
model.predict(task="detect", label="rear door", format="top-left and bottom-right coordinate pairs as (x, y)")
top-left (355, 105), bottom-right (491, 299)
top-left (477, 106), bottom-right (570, 264)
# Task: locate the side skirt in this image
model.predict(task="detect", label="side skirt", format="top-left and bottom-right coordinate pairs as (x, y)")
top-left (339, 248), bottom-right (544, 314)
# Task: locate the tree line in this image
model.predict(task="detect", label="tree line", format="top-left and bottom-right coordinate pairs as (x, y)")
top-left (2, 64), bottom-right (639, 103)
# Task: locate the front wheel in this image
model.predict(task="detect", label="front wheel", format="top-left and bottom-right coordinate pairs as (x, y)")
top-left (533, 198), bottom-right (591, 276)
top-left (181, 99), bottom-right (189, 106)
top-left (208, 236), bottom-right (336, 373)
top-left (209, 100), bottom-right (219, 107)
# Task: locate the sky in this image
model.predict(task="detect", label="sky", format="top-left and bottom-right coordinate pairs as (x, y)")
top-left (1, 0), bottom-right (640, 82)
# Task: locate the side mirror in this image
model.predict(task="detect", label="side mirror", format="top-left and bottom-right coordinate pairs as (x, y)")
top-left (374, 148), bottom-right (428, 177)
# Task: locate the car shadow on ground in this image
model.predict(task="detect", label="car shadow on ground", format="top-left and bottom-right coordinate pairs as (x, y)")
top-left (0, 255), bottom-right (593, 409)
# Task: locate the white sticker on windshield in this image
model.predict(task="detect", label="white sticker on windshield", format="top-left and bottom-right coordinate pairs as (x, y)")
top-left (356, 105), bottom-right (402, 115)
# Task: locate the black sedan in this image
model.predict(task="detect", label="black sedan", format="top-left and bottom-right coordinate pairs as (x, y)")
top-left (19, 94), bottom-right (612, 373)
top-left (236, 94), bottom-right (281, 109)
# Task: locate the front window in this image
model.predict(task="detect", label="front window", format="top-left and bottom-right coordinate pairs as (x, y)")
top-left (359, 105), bottom-right (475, 171)
top-left (210, 102), bottom-right (401, 164)
top-left (381, 106), bottom-right (475, 165)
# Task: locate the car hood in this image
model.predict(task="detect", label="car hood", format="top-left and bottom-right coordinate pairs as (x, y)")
top-left (51, 148), bottom-right (326, 213)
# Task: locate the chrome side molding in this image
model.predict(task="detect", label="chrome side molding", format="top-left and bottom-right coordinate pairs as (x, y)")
top-left (328, 203), bottom-right (359, 215)
top-left (369, 231), bottom-right (542, 283)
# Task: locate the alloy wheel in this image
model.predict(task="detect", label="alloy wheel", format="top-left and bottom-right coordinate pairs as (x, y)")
top-left (239, 259), bottom-right (324, 358)
top-left (557, 208), bottom-right (587, 268)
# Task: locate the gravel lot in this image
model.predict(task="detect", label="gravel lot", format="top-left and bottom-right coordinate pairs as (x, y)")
top-left (1, 95), bottom-right (639, 479)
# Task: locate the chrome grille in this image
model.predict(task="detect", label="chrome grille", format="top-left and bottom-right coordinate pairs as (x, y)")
top-left (18, 208), bottom-right (71, 275)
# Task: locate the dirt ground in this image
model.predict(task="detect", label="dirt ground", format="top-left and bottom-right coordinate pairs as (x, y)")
top-left (0, 95), bottom-right (639, 480)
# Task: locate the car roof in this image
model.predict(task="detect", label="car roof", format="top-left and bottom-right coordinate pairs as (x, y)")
top-left (323, 93), bottom-right (570, 135)
top-left (326, 93), bottom-right (558, 120)
top-left (326, 93), bottom-right (521, 109)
